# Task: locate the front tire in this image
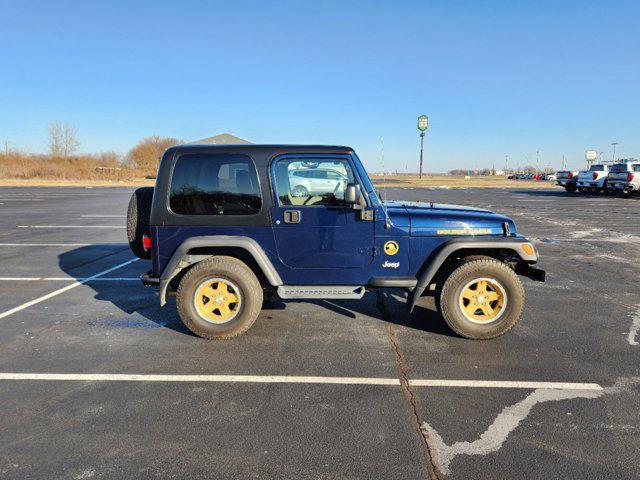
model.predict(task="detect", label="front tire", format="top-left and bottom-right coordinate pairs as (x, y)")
top-left (438, 258), bottom-right (524, 339)
top-left (176, 256), bottom-right (263, 339)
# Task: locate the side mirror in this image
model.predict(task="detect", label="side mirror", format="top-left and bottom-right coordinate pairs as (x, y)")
top-left (344, 183), bottom-right (359, 204)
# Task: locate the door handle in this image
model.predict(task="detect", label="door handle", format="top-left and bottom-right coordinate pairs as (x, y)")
top-left (284, 210), bottom-right (301, 224)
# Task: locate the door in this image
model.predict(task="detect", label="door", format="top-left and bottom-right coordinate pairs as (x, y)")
top-left (271, 155), bottom-right (374, 269)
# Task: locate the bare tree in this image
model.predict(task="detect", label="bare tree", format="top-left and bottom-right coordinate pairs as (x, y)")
top-left (127, 135), bottom-right (182, 176)
top-left (48, 122), bottom-right (80, 158)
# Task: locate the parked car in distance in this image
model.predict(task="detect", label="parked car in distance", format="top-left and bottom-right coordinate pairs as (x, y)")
top-left (289, 167), bottom-right (348, 197)
top-left (545, 174), bottom-right (557, 181)
top-left (556, 170), bottom-right (579, 192)
top-left (577, 164), bottom-right (609, 193)
top-left (606, 161), bottom-right (640, 196)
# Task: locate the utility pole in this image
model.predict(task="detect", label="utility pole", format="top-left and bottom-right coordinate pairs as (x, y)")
top-left (562, 155), bottom-right (567, 170)
top-left (417, 115), bottom-right (428, 179)
top-left (611, 142), bottom-right (618, 162)
top-left (381, 137), bottom-right (386, 201)
top-left (536, 150), bottom-right (540, 173)
top-left (505, 154), bottom-right (509, 172)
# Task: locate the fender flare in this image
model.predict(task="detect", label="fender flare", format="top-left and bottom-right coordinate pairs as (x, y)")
top-left (158, 235), bottom-right (283, 305)
top-left (407, 237), bottom-right (537, 313)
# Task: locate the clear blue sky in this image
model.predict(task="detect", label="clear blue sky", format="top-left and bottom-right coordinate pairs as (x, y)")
top-left (1, 0), bottom-right (638, 171)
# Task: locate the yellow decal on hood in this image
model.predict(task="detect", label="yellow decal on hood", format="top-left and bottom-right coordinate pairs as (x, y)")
top-left (437, 228), bottom-right (492, 235)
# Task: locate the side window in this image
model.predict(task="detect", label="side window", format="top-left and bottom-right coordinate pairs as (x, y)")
top-left (634, 164), bottom-right (640, 172)
top-left (273, 158), bottom-right (355, 206)
top-left (169, 153), bottom-right (261, 215)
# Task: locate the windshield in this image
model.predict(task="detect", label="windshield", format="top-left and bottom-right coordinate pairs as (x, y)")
top-left (351, 153), bottom-right (375, 194)
top-left (588, 164), bottom-right (605, 171)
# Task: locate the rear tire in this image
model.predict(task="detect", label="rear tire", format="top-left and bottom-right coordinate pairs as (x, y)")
top-left (126, 187), bottom-right (154, 259)
top-left (564, 184), bottom-right (577, 193)
top-left (176, 256), bottom-right (263, 339)
top-left (438, 258), bottom-right (524, 340)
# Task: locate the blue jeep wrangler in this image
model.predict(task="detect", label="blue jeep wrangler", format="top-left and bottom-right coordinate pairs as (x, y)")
top-left (127, 145), bottom-right (544, 340)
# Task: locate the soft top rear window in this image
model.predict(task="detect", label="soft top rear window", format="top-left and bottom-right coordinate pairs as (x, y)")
top-left (169, 153), bottom-right (261, 215)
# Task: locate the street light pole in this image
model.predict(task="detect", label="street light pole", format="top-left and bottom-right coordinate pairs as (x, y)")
top-left (417, 115), bottom-right (428, 179)
top-left (611, 142), bottom-right (618, 162)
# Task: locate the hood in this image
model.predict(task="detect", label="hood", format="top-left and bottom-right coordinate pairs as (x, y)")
top-left (384, 201), bottom-right (516, 236)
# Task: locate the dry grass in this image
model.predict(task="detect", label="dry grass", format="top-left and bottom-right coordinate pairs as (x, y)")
top-left (0, 178), bottom-right (154, 187)
top-left (372, 174), bottom-right (560, 189)
top-left (0, 150), bottom-right (149, 184)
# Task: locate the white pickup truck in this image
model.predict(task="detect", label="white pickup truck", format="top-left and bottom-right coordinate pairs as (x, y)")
top-left (577, 164), bottom-right (609, 194)
top-left (607, 161), bottom-right (640, 197)
top-left (556, 170), bottom-right (579, 193)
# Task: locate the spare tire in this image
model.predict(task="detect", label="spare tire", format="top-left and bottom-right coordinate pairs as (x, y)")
top-left (127, 187), bottom-right (154, 259)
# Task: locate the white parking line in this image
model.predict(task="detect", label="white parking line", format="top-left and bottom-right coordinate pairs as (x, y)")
top-left (0, 373), bottom-right (603, 390)
top-left (0, 243), bottom-right (127, 247)
top-left (0, 277), bottom-right (139, 281)
top-left (409, 379), bottom-right (602, 390)
top-left (17, 225), bottom-right (124, 229)
top-left (0, 258), bottom-right (138, 320)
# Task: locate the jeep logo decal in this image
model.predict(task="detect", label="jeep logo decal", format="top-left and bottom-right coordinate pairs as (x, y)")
top-left (382, 261), bottom-right (400, 269)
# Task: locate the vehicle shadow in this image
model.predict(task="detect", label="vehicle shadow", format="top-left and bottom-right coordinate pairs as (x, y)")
top-left (513, 189), bottom-right (640, 200)
top-left (507, 189), bottom-right (578, 198)
top-left (58, 246), bottom-right (196, 336)
top-left (266, 290), bottom-right (457, 337)
top-left (61, 246), bottom-right (456, 338)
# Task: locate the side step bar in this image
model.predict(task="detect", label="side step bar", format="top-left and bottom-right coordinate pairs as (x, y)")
top-left (277, 285), bottom-right (366, 299)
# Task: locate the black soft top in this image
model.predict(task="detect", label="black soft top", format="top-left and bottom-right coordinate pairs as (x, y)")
top-left (164, 144), bottom-right (354, 165)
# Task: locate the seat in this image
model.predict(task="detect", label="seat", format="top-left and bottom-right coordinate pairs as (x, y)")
top-left (235, 169), bottom-right (253, 193)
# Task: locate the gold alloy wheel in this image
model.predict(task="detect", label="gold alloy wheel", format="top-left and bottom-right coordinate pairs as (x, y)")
top-left (458, 277), bottom-right (507, 324)
top-left (193, 278), bottom-right (241, 324)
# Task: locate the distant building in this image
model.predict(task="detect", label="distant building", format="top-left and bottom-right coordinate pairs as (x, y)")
top-left (188, 133), bottom-right (251, 145)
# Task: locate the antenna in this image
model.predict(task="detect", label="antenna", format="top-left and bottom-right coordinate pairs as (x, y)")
top-left (381, 136), bottom-right (386, 201)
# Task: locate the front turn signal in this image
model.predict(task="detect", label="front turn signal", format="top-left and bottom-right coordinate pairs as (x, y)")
top-left (521, 243), bottom-right (535, 256)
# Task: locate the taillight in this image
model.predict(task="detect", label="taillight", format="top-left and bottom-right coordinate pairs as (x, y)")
top-left (628, 173), bottom-right (635, 182)
top-left (592, 172), bottom-right (598, 180)
top-left (142, 234), bottom-right (152, 250)
top-left (568, 172), bottom-right (573, 178)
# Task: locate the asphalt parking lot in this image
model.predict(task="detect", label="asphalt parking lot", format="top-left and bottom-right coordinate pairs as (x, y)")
top-left (0, 186), bottom-right (638, 479)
